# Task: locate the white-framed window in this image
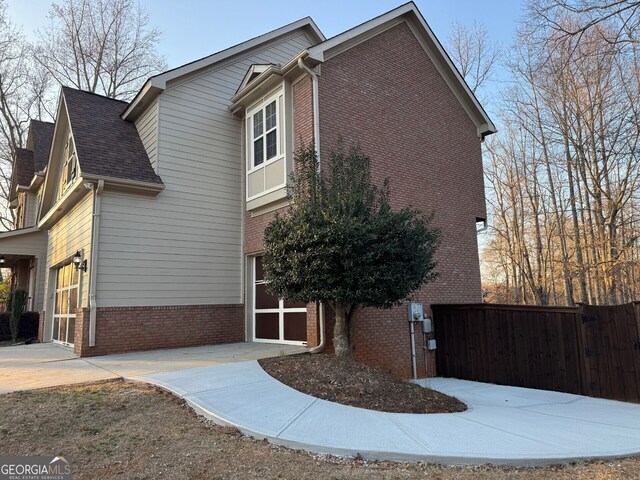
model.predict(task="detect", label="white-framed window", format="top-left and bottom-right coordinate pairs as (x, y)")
top-left (58, 135), bottom-right (77, 200)
top-left (245, 84), bottom-right (291, 207)
top-left (247, 88), bottom-right (284, 172)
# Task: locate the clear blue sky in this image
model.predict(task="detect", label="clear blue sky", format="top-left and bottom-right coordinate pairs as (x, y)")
top-left (8, 0), bottom-right (524, 72)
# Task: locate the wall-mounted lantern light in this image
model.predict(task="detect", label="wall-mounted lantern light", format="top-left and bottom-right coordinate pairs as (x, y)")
top-left (0, 255), bottom-right (5, 265)
top-left (73, 251), bottom-right (87, 272)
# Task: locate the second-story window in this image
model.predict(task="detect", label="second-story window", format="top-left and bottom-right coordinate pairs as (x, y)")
top-left (245, 84), bottom-right (287, 206)
top-left (249, 92), bottom-right (281, 169)
top-left (58, 135), bottom-right (77, 200)
top-left (64, 137), bottom-right (77, 185)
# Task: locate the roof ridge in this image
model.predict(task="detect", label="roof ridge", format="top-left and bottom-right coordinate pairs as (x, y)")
top-left (150, 16), bottom-right (318, 81)
top-left (61, 85), bottom-right (130, 105)
top-left (30, 119), bottom-right (55, 126)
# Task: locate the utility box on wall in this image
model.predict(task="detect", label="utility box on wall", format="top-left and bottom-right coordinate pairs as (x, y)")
top-left (408, 302), bottom-right (433, 333)
top-left (408, 302), bottom-right (424, 322)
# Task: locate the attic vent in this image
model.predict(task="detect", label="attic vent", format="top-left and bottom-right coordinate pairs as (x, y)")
top-left (247, 71), bottom-right (262, 85)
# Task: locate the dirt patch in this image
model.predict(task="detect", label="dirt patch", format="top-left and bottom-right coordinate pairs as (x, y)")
top-left (259, 353), bottom-right (466, 413)
top-left (0, 380), bottom-right (639, 479)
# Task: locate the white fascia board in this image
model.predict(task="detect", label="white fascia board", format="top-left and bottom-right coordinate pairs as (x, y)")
top-left (406, 7), bottom-right (496, 136)
top-left (28, 172), bottom-right (45, 191)
top-left (0, 226), bottom-right (40, 238)
top-left (38, 90), bottom-right (66, 217)
top-left (121, 80), bottom-right (163, 121)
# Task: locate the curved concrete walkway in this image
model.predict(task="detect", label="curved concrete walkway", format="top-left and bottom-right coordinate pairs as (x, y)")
top-left (135, 360), bottom-right (640, 466)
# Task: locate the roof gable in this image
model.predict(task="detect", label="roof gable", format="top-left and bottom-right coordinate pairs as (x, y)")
top-left (9, 120), bottom-right (54, 202)
top-left (237, 64), bottom-right (274, 93)
top-left (306, 2), bottom-right (496, 137)
top-left (29, 120), bottom-right (55, 172)
top-left (14, 149), bottom-right (34, 186)
top-left (123, 17), bottom-right (325, 121)
top-left (8, 148), bottom-right (34, 202)
top-left (61, 87), bottom-right (162, 186)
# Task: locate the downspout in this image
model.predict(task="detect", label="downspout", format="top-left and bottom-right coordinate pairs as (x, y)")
top-left (308, 303), bottom-right (325, 354)
top-left (297, 56), bottom-right (325, 354)
top-left (297, 57), bottom-right (321, 167)
top-left (87, 179), bottom-right (104, 347)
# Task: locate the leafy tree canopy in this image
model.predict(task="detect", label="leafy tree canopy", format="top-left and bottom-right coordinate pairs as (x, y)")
top-left (263, 142), bottom-right (440, 358)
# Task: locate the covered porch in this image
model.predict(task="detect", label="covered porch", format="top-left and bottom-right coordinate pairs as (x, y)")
top-left (0, 227), bottom-right (47, 315)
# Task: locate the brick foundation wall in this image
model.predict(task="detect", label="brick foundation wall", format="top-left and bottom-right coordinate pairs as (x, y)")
top-left (73, 304), bottom-right (244, 357)
top-left (37, 311), bottom-right (45, 342)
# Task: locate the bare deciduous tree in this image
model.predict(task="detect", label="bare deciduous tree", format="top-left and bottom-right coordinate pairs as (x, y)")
top-left (0, 0), bottom-right (46, 230)
top-left (483, 6), bottom-right (640, 305)
top-left (33, 0), bottom-right (167, 100)
top-left (0, 0), bottom-right (167, 231)
top-left (530, 0), bottom-right (640, 45)
top-left (446, 21), bottom-right (501, 96)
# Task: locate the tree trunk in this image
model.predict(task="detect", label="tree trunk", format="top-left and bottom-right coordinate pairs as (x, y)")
top-left (333, 304), bottom-right (352, 359)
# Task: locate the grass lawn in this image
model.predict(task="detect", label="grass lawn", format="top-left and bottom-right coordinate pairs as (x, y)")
top-left (0, 380), bottom-right (638, 479)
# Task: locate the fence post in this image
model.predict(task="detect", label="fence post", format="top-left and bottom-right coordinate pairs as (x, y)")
top-left (575, 303), bottom-right (591, 397)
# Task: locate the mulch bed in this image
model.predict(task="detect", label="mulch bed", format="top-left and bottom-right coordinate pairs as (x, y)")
top-left (259, 353), bottom-right (466, 414)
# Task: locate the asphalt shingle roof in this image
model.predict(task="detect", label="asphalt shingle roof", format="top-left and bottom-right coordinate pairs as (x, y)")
top-left (14, 148), bottom-right (34, 187)
top-left (62, 87), bottom-right (163, 186)
top-left (30, 120), bottom-right (54, 172)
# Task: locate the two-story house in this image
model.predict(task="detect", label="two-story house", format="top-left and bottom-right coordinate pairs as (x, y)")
top-left (2, 3), bottom-right (494, 378)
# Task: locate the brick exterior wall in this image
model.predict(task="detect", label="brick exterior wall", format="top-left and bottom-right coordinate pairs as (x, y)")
top-left (243, 22), bottom-right (486, 379)
top-left (314, 22), bottom-right (486, 378)
top-left (72, 304), bottom-right (244, 357)
top-left (37, 311), bottom-right (45, 342)
top-left (292, 76), bottom-right (315, 149)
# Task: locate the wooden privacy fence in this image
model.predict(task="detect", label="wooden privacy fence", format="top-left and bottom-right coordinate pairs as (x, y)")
top-left (432, 302), bottom-right (640, 403)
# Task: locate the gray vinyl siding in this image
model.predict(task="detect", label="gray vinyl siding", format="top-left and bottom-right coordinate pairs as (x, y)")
top-left (97, 31), bottom-right (315, 307)
top-left (43, 192), bottom-right (93, 313)
top-left (135, 97), bottom-right (159, 172)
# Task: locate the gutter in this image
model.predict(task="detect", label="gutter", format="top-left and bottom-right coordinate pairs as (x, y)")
top-left (297, 56), bottom-right (325, 354)
top-left (82, 174), bottom-right (164, 193)
top-left (87, 179), bottom-right (104, 347)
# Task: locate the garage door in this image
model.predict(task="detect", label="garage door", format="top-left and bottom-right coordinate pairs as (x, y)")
top-left (253, 256), bottom-right (307, 345)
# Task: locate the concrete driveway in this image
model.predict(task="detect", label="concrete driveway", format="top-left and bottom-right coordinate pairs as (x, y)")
top-left (0, 342), bottom-right (305, 394)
